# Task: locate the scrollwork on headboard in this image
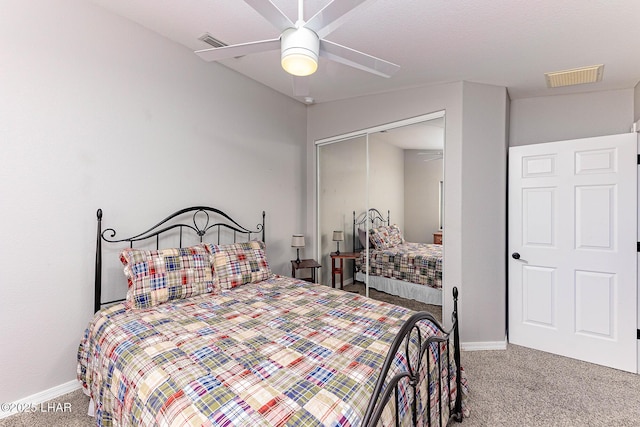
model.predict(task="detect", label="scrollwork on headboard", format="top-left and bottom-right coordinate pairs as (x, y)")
top-left (94, 206), bottom-right (266, 312)
top-left (100, 206), bottom-right (264, 246)
top-left (352, 208), bottom-right (390, 252)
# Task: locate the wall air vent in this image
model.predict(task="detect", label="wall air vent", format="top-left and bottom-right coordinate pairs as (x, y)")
top-left (545, 64), bottom-right (604, 88)
top-left (198, 33), bottom-right (227, 48)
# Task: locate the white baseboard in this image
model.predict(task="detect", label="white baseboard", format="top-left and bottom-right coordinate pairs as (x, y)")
top-left (461, 339), bottom-right (507, 351)
top-left (0, 380), bottom-right (81, 419)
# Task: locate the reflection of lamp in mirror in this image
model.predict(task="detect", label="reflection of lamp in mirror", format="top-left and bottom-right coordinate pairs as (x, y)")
top-left (332, 230), bottom-right (344, 255)
top-left (291, 234), bottom-right (305, 263)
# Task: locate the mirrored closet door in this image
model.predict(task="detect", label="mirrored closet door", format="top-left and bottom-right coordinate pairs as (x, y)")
top-left (316, 112), bottom-right (445, 321)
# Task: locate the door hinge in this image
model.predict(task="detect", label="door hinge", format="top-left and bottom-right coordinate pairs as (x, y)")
top-left (637, 242), bottom-right (640, 252)
top-left (637, 329), bottom-right (640, 340)
top-left (637, 154), bottom-right (640, 165)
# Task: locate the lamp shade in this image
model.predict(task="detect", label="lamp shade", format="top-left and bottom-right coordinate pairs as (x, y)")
top-left (291, 234), bottom-right (305, 248)
top-left (281, 27), bottom-right (319, 77)
top-left (332, 231), bottom-right (344, 242)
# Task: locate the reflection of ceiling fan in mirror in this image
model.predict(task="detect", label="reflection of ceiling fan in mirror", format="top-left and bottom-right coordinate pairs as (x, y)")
top-left (418, 151), bottom-right (443, 162)
top-left (194, 0), bottom-right (400, 96)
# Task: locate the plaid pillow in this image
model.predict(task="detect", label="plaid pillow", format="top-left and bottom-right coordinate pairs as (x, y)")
top-left (369, 225), bottom-right (404, 249)
top-left (387, 224), bottom-right (404, 246)
top-left (120, 244), bottom-right (217, 309)
top-left (205, 241), bottom-right (272, 290)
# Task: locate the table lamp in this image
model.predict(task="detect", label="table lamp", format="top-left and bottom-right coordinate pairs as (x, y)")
top-left (291, 234), bottom-right (305, 263)
top-left (332, 230), bottom-right (344, 255)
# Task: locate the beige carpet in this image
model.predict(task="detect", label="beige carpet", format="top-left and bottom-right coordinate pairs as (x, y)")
top-left (3, 285), bottom-right (639, 427)
top-left (461, 344), bottom-right (640, 426)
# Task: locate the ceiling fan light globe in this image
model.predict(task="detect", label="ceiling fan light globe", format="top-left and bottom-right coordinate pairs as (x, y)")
top-left (282, 53), bottom-right (318, 76)
top-left (281, 27), bottom-right (319, 76)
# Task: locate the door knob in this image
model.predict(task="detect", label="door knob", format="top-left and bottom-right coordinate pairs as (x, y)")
top-left (512, 252), bottom-right (520, 260)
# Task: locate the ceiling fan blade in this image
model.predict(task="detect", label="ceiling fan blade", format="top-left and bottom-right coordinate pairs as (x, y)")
top-left (195, 38), bottom-right (280, 62)
top-left (423, 156), bottom-right (443, 162)
top-left (305, 0), bottom-right (377, 39)
top-left (292, 76), bottom-right (309, 97)
top-left (319, 40), bottom-right (400, 78)
top-left (243, 0), bottom-right (293, 31)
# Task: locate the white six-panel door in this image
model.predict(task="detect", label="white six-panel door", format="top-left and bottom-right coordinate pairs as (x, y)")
top-left (508, 133), bottom-right (637, 373)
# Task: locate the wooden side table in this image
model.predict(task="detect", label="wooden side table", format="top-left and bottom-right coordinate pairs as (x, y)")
top-left (330, 252), bottom-right (360, 290)
top-left (433, 231), bottom-right (443, 244)
top-left (291, 259), bottom-right (321, 283)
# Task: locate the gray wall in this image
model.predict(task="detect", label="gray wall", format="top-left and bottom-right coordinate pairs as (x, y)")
top-left (404, 150), bottom-right (443, 243)
top-left (510, 89), bottom-right (634, 146)
top-left (307, 81), bottom-right (510, 345)
top-left (0, 0), bottom-right (307, 403)
top-left (369, 138), bottom-right (405, 230)
top-left (460, 83), bottom-right (509, 343)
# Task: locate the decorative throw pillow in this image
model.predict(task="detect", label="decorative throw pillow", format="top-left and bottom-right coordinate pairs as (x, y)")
top-left (369, 225), bottom-right (404, 249)
top-left (387, 224), bottom-right (404, 246)
top-left (205, 241), bottom-right (272, 290)
top-left (369, 226), bottom-right (392, 249)
top-left (120, 244), bottom-right (217, 309)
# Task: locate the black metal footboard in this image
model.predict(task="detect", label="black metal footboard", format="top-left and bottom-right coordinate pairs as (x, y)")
top-left (363, 287), bottom-right (463, 426)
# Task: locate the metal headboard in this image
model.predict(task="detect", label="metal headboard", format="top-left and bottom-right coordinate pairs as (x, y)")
top-left (94, 206), bottom-right (265, 312)
top-left (352, 208), bottom-right (390, 252)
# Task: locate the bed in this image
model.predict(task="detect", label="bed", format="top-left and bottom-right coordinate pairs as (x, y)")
top-left (353, 209), bottom-right (443, 306)
top-left (78, 206), bottom-right (465, 426)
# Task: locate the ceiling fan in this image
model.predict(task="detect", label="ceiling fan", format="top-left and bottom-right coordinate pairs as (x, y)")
top-left (418, 151), bottom-right (443, 162)
top-left (195, 0), bottom-right (400, 95)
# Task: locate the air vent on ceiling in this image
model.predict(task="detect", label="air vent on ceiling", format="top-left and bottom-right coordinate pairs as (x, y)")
top-left (545, 64), bottom-right (604, 88)
top-left (198, 33), bottom-right (227, 48)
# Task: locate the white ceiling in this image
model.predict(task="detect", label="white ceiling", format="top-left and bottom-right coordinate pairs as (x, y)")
top-left (89, 0), bottom-right (640, 104)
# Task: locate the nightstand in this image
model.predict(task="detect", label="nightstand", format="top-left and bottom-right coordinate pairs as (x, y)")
top-left (330, 252), bottom-right (360, 290)
top-left (433, 231), bottom-right (443, 245)
top-left (291, 259), bottom-right (321, 283)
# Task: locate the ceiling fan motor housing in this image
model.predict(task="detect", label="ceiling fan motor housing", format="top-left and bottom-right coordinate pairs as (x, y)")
top-left (281, 27), bottom-right (320, 76)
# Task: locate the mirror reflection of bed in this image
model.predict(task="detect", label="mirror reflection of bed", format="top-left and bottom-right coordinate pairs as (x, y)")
top-left (317, 115), bottom-right (444, 322)
top-left (351, 208), bottom-right (443, 316)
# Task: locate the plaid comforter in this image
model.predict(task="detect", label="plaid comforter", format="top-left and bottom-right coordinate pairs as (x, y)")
top-left (357, 243), bottom-right (443, 289)
top-left (78, 276), bottom-right (461, 426)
